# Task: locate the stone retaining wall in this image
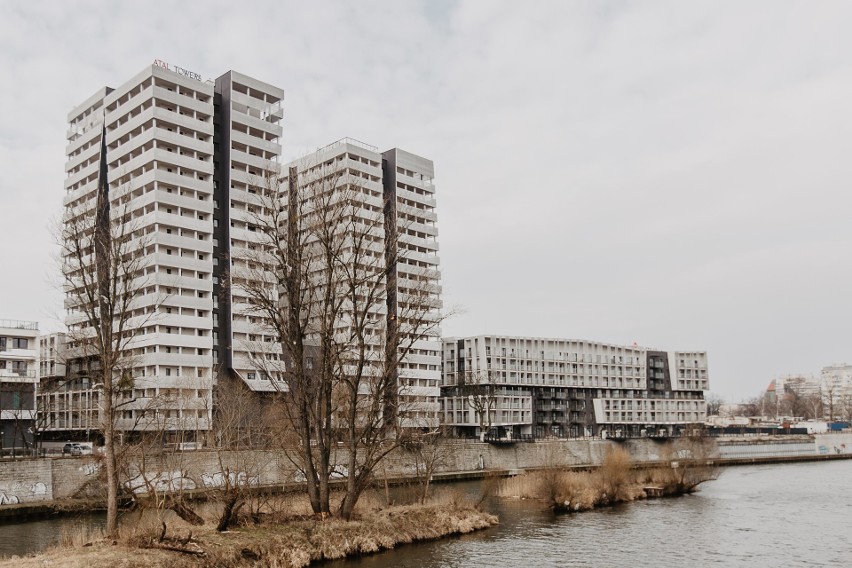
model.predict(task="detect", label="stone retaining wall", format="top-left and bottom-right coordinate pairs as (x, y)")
top-left (1, 433), bottom-right (850, 506)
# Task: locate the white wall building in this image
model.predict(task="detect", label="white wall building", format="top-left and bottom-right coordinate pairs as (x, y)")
top-left (0, 319), bottom-right (39, 451)
top-left (60, 62), bottom-right (284, 439)
top-left (821, 363), bottom-right (852, 421)
top-left (441, 335), bottom-right (708, 439)
top-left (279, 139), bottom-right (443, 427)
top-left (213, 71), bottom-right (284, 392)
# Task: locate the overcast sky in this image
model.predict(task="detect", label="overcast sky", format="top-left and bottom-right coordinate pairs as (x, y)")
top-left (1, 1), bottom-right (851, 402)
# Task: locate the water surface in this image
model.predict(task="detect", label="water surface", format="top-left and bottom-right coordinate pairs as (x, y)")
top-left (328, 460), bottom-right (852, 567)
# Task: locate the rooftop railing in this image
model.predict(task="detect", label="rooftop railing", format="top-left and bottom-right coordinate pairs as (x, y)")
top-left (316, 137), bottom-right (379, 154)
top-left (0, 319), bottom-right (38, 331)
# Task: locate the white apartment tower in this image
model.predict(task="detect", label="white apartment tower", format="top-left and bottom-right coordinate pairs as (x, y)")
top-left (62, 62), bottom-right (283, 439)
top-left (282, 139), bottom-right (443, 427)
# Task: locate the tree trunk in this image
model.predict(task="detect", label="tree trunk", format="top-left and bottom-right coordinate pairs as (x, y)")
top-left (300, 421), bottom-right (322, 514)
top-left (104, 425), bottom-right (119, 537)
top-left (170, 499), bottom-right (204, 526)
top-left (217, 494), bottom-right (241, 532)
top-left (421, 471), bottom-right (432, 505)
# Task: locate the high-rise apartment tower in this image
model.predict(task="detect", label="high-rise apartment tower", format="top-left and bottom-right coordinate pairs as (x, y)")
top-left (283, 139), bottom-right (443, 427)
top-left (61, 62), bottom-right (283, 439)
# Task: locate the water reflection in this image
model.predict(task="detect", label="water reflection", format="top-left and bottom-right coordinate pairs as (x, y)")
top-left (0, 513), bottom-right (106, 559)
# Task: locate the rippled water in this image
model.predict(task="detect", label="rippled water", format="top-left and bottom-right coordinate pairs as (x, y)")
top-left (328, 460), bottom-right (852, 567)
top-left (1, 460), bottom-right (850, 565)
top-left (0, 512), bottom-right (106, 559)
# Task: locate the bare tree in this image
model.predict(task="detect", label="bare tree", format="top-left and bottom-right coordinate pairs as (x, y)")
top-left (736, 396), bottom-right (761, 418)
top-left (457, 370), bottom-right (498, 441)
top-left (821, 374), bottom-right (839, 422)
top-left (119, 389), bottom-right (208, 532)
top-left (704, 392), bottom-right (724, 418)
top-left (205, 374), bottom-right (273, 531)
top-left (659, 437), bottom-right (720, 494)
top-left (840, 391), bottom-right (852, 423)
top-left (60, 178), bottom-right (162, 535)
top-left (233, 158), bottom-right (444, 520)
top-left (803, 391), bottom-right (824, 421)
top-left (403, 426), bottom-right (454, 504)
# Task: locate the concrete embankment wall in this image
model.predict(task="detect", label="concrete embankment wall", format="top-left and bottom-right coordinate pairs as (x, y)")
top-left (0, 457), bottom-right (95, 505)
top-left (1, 434), bottom-right (851, 508)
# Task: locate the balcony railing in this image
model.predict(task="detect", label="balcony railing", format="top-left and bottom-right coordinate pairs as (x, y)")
top-left (0, 370), bottom-right (37, 379)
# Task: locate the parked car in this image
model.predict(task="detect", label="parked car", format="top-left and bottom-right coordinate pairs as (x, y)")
top-left (63, 443), bottom-right (83, 456)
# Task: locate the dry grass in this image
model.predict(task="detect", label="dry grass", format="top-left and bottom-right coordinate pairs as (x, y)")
top-left (58, 522), bottom-right (106, 548)
top-left (497, 446), bottom-right (713, 512)
top-left (0, 491), bottom-right (497, 568)
top-left (496, 470), bottom-right (605, 511)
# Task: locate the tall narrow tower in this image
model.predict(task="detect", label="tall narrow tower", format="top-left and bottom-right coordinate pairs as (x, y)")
top-left (382, 149), bottom-right (443, 427)
top-left (212, 72), bottom-right (284, 390)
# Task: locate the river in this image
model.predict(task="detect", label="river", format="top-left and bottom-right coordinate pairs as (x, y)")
top-left (1, 460), bottom-right (850, 565)
top-left (328, 459), bottom-right (852, 567)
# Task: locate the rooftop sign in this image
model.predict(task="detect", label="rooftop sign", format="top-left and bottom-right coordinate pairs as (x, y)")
top-left (153, 59), bottom-right (202, 81)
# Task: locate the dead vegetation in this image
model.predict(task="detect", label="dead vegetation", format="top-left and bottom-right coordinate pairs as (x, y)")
top-left (2, 488), bottom-right (497, 568)
top-left (497, 442), bottom-right (719, 512)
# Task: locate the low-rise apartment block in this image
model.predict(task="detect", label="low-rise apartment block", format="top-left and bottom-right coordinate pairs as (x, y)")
top-left (0, 319), bottom-right (39, 452)
top-left (440, 335), bottom-right (708, 439)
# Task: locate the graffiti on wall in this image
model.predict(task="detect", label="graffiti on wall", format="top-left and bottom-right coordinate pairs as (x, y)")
top-left (124, 471), bottom-right (197, 494)
top-left (0, 481), bottom-right (51, 505)
top-left (123, 469), bottom-right (261, 495)
top-left (79, 462), bottom-right (100, 476)
top-left (201, 470), bottom-right (259, 488)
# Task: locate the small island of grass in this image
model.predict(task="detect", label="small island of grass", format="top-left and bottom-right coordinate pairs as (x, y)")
top-left (0, 489), bottom-right (497, 568)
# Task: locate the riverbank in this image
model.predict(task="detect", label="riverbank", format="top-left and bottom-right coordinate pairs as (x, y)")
top-left (0, 493), bottom-right (497, 568)
top-left (0, 498), bottom-right (108, 522)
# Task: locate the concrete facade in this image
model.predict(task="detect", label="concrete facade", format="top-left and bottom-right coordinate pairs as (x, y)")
top-left (441, 335), bottom-right (708, 438)
top-left (212, 71), bottom-right (285, 392)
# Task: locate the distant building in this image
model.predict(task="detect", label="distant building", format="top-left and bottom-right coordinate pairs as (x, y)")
top-left (820, 363), bottom-right (852, 421)
top-left (0, 319), bottom-right (39, 452)
top-left (440, 335), bottom-right (708, 439)
top-left (36, 332), bottom-right (97, 441)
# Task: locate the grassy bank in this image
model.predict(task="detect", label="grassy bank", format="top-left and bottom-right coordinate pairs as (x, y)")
top-left (496, 446), bottom-right (719, 512)
top-left (1, 490), bottom-right (497, 568)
